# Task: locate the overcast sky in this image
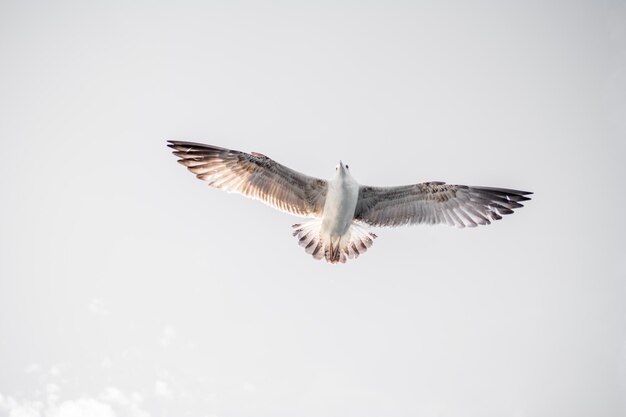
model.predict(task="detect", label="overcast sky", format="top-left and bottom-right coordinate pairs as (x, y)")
top-left (1, 1), bottom-right (625, 416)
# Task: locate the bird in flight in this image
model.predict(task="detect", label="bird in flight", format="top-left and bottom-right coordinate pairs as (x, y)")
top-left (168, 141), bottom-right (532, 264)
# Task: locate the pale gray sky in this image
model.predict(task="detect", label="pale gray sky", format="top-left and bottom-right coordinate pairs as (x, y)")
top-left (1, 1), bottom-right (625, 416)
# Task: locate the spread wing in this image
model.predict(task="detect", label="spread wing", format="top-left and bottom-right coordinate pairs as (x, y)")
top-left (354, 181), bottom-right (532, 228)
top-left (168, 141), bottom-right (328, 218)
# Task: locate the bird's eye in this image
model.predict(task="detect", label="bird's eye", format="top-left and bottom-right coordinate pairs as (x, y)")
top-left (346, 165), bottom-right (349, 169)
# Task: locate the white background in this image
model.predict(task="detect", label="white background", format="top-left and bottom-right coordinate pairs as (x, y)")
top-left (1, 1), bottom-right (625, 416)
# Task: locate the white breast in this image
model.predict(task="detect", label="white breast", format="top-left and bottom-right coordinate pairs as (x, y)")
top-left (320, 174), bottom-right (359, 237)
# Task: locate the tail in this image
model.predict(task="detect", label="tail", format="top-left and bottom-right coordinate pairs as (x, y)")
top-left (291, 220), bottom-right (377, 264)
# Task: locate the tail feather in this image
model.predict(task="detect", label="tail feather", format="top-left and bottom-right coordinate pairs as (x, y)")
top-left (292, 221), bottom-right (323, 259)
top-left (292, 221), bottom-right (377, 264)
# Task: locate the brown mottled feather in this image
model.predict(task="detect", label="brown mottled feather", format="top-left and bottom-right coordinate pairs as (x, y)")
top-left (355, 182), bottom-right (532, 228)
top-left (168, 141), bottom-right (328, 218)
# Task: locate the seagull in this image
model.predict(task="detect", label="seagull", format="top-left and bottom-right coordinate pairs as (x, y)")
top-left (168, 141), bottom-right (532, 264)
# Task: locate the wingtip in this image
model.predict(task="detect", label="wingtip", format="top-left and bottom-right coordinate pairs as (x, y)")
top-left (166, 140), bottom-right (180, 150)
top-left (166, 139), bottom-right (185, 148)
top-left (165, 140), bottom-right (229, 153)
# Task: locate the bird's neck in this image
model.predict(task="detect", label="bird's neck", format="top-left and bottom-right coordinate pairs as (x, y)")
top-left (332, 172), bottom-right (357, 190)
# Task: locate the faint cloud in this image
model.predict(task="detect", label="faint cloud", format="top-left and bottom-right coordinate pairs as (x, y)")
top-left (154, 381), bottom-right (172, 400)
top-left (46, 383), bottom-right (60, 405)
top-left (88, 299), bottom-right (109, 317)
top-left (0, 395), bottom-right (116, 417)
top-left (46, 384), bottom-right (60, 394)
top-left (7, 403), bottom-right (41, 417)
top-left (24, 364), bottom-right (40, 374)
top-left (129, 393), bottom-right (143, 405)
top-left (100, 358), bottom-right (113, 370)
top-left (206, 392), bottom-right (217, 403)
top-left (100, 388), bottom-right (126, 406)
top-left (158, 325), bottom-right (176, 348)
top-left (0, 393), bottom-right (18, 413)
top-left (48, 398), bottom-right (115, 417)
top-left (242, 382), bottom-right (256, 394)
top-left (0, 392), bottom-right (42, 417)
top-left (1, 388), bottom-right (143, 417)
top-left (100, 387), bottom-right (150, 417)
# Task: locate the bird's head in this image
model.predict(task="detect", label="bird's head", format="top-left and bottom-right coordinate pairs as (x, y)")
top-left (335, 160), bottom-right (350, 177)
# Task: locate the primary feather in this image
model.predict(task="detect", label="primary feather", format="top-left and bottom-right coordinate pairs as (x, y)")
top-left (168, 141), bottom-right (327, 217)
top-left (355, 182), bottom-right (532, 228)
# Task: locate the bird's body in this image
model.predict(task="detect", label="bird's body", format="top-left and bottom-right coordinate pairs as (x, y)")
top-left (168, 141), bottom-right (532, 264)
top-left (321, 163), bottom-right (359, 237)
top-left (312, 162), bottom-right (367, 263)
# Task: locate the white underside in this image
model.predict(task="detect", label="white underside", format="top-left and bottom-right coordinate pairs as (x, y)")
top-left (320, 172), bottom-right (359, 238)
top-left (291, 168), bottom-right (377, 263)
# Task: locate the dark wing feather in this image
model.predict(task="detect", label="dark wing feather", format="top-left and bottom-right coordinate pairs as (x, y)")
top-left (168, 141), bottom-right (327, 217)
top-left (354, 181), bottom-right (532, 228)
